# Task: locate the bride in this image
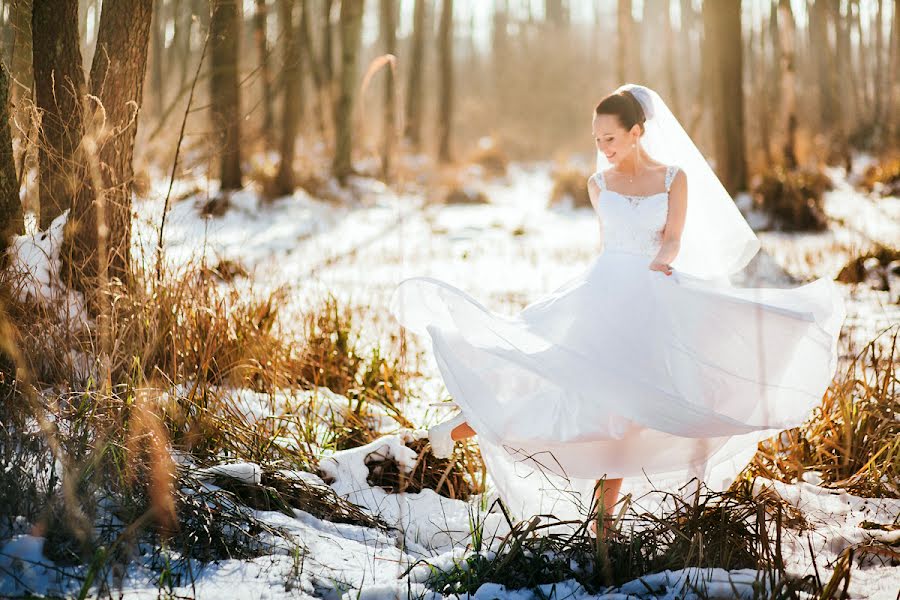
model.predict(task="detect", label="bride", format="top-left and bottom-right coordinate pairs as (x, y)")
top-left (389, 84), bottom-right (846, 539)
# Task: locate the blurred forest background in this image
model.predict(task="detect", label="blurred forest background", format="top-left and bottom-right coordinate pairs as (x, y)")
top-left (1, 0), bottom-right (899, 271)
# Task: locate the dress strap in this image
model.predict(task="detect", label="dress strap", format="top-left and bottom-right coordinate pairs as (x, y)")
top-left (593, 170), bottom-right (606, 191)
top-left (664, 165), bottom-right (679, 192)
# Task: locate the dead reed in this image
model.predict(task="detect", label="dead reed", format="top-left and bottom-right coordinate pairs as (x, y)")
top-left (749, 326), bottom-right (899, 498)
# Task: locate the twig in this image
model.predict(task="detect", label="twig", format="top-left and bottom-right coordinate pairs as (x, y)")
top-left (156, 29), bottom-right (210, 282)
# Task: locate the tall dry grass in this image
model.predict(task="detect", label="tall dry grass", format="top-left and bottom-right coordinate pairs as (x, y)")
top-left (749, 326), bottom-right (899, 498)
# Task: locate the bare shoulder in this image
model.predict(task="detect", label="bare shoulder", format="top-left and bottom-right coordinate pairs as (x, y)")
top-left (669, 165), bottom-right (687, 187)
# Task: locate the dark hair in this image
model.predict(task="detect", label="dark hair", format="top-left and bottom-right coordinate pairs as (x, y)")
top-left (594, 90), bottom-right (646, 135)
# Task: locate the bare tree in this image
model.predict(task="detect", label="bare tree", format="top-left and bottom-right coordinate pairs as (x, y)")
top-left (299, 0), bottom-right (329, 140)
top-left (63, 0), bottom-right (154, 289)
top-left (545, 0), bottom-right (565, 28)
top-left (210, 0), bottom-right (243, 192)
top-left (255, 0), bottom-right (275, 145)
top-left (332, 0), bottom-right (364, 183)
top-left (0, 60), bottom-right (23, 253)
top-left (703, 0), bottom-right (746, 194)
top-left (9, 0), bottom-right (32, 106)
top-left (275, 0), bottom-right (301, 195)
top-left (405, 0), bottom-right (428, 148)
top-left (322, 0), bottom-right (335, 96)
top-left (777, 0), bottom-right (797, 167)
top-left (379, 0), bottom-right (397, 179)
top-left (32, 0), bottom-right (85, 230)
top-left (617, 0), bottom-right (641, 83)
top-left (437, 0), bottom-right (454, 163)
top-left (887, 0), bottom-right (900, 146)
top-left (150, 0), bottom-right (165, 115)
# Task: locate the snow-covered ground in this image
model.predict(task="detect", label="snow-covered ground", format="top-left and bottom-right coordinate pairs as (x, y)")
top-left (3, 161), bottom-right (899, 599)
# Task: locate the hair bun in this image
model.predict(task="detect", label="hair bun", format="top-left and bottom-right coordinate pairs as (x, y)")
top-left (620, 85), bottom-right (655, 122)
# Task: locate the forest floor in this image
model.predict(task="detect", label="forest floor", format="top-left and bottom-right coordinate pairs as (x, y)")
top-left (2, 158), bottom-right (899, 599)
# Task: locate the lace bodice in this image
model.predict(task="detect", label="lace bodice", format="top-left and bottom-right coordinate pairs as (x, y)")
top-left (591, 165), bottom-right (680, 257)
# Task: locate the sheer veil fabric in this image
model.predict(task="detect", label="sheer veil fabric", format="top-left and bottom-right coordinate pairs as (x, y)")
top-left (389, 85), bottom-right (846, 526)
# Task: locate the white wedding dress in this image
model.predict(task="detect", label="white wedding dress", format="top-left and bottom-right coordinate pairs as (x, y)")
top-left (389, 164), bottom-right (846, 523)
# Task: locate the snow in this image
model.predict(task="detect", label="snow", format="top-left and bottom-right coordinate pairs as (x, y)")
top-left (5, 210), bottom-right (88, 323)
top-left (3, 161), bottom-right (898, 599)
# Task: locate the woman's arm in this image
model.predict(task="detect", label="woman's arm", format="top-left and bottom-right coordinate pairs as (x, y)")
top-left (649, 169), bottom-right (687, 274)
top-left (586, 174), bottom-right (600, 212)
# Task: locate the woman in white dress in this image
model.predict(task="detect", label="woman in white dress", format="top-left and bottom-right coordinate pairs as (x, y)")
top-left (389, 84), bottom-right (846, 538)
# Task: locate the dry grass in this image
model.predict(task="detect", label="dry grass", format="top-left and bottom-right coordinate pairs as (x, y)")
top-left (860, 155), bottom-right (900, 197)
top-left (549, 166), bottom-right (591, 209)
top-left (412, 478), bottom-right (823, 597)
top-left (749, 326), bottom-right (899, 498)
top-left (364, 437), bottom-right (486, 500)
top-left (467, 138), bottom-right (510, 178)
top-left (836, 244), bottom-right (900, 287)
top-left (751, 166), bottom-right (833, 231)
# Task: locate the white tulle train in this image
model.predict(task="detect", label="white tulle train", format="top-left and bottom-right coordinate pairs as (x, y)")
top-left (389, 250), bottom-right (845, 522)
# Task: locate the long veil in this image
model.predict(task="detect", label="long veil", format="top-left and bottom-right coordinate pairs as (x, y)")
top-left (596, 84), bottom-right (761, 280)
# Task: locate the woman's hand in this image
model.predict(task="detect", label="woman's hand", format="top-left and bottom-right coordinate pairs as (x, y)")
top-left (649, 259), bottom-right (673, 276)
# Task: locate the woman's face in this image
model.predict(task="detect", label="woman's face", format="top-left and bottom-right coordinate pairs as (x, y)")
top-left (592, 114), bottom-right (639, 166)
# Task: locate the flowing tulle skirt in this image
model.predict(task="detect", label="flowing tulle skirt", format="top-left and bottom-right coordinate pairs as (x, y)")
top-left (389, 250), bottom-right (846, 522)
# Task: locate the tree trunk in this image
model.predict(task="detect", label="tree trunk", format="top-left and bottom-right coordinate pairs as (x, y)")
top-left (379, 0), bottom-right (396, 180)
top-left (873, 0), bottom-right (884, 128)
top-left (660, 0), bottom-right (680, 117)
top-left (299, 0), bottom-right (329, 140)
top-left (322, 0), bottom-right (335, 94)
top-left (886, 0), bottom-right (900, 146)
top-left (210, 0), bottom-right (243, 191)
top-left (62, 0), bottom-right (153, 290)
top-left (545, 0), bottom-right (565, 28)
top-left (437, 0), bottom-right (453, 163)
top-left (0, 60), bottom-right (23, 254)
top-left (828, 1), bottom-right (851, 167)
top-left (809, 0), bottom-right (835, 132)
top-left (405, 0), bottom-right (427, 148)
top-left (32, 0), bottom-right (85, 230)
top-left (777, 0), bottom-right (797, 168)
top-left (331, 0), bottom-right (363, 183)
top-left (150, 0), bottom-right (164, 115)
top-left (274, 0), bottom-right (300, 196)
top-left (254, 0), bottom-right (275, 146)
top-left (9, 0), bottom-right (32, 106)
top-left (703, 0), bottom-right (747, 194)
top-left (749, 14), bottom-right (771, 167)
top-left (617, 0), bottom-right (631, 84)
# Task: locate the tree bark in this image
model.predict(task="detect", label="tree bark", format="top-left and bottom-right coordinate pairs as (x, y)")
top-left (331, 0), bottom-right (363, 183)
top-left (32, 0), bottom-right (85, 230)
top-left (379, 0), bottom-right (396, 180)
top-left (437, 0), bottom-right (453, 163)
top-left (0, 60), bottom-right (23, 254)
top-left (299, 0), bottom-right (329, 140)
top-left (210, 0), bottom-right (243, 191)
top-left (777, 0), bottom-right (797, 168)
top-left (405, 0), bottom-right (427, 148)
top-left (886, 0), bottom-right (900, 146)
top-left (9, 0), bottom-right (32, 106)
top-left (873, 0), bottom-right (884, 127)
top-left (658, 0), bottom-right (680, 117)
top-left (275, 0), bottom-right (300, 195)
top-left (703, 0), bottom-right (747, 194)
top-left (254, 0), bottom-right (275, 146)
top-left (62, 0), bottom-right (153, 290)
top-left (322, 0), bottom-right (335, 93)
top-left (150, 0), bottom-right (164, 115)
top-left (545, 0), bottom-right (565, 28)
